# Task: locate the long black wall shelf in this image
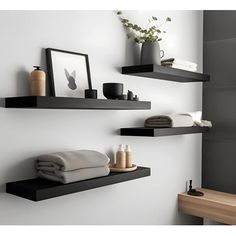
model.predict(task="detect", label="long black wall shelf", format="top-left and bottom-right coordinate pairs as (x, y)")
top-left (120, 127), bottom-right (209, 137)
top-left (122, 64), bottom-right (210, 83)
top-left (5, 96), bottom-right (151, 110)
top-left (6, 166), bottom-right (150, 201)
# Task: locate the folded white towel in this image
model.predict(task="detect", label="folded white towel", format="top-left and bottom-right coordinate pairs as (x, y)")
top-left (170, 64), bottom-right (197, 72)
top-left (38, 166), bottom-right (110, 184)
top-left (184, 111), bottom-right (212, 127)
top-left (194, 120), bottom-right (212, 127)
top-left (36, 150), bottom-right (110, 172)
top-left (172, 59), bottom-right (197, 68)
top-left (187, 111), bottom-right (202, 123)
top-left (162, 58), bottom-right (197, 71)
top-left (167, 114), bottom-right (194, 127)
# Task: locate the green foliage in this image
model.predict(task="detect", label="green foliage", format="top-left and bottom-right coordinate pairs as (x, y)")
top-left (116, 11), bottom-right (171, 44)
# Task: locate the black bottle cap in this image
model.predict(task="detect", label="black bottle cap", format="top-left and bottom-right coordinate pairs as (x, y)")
top-left (33, 66), bottom-right (41, 70)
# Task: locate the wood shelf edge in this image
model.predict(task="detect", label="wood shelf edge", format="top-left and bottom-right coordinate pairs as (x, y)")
top-left (178, 188), bottom-right (236, 225)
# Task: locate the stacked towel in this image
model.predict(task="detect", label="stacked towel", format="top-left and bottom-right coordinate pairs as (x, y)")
top-left (36, 150), bottom-right (110, 184)
top-left (144, 112), bottom-right (212, 128)
top-left (145, 114), bottom-right (194, 128)
top-left (161, 58), bottom-right (197, 72)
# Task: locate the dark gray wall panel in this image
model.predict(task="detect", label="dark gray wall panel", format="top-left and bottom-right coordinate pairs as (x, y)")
top-left (204, 39), bottom-right (236, 88)
top-left (204, 11), bottom-right (236, 41)
top-left (202, 140), bottom-right (236, 193)
top-left (203, 88), bottom-right (236, 140)
top-left (203, 10), bottom-right (236, 194)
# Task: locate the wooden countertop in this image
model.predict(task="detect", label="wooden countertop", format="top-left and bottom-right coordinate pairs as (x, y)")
top-left (178, 188), bottom-right (236, 224)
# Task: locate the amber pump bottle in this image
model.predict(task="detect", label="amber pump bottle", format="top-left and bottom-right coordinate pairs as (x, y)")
top-left (30, 66), bottom-right (46, 96)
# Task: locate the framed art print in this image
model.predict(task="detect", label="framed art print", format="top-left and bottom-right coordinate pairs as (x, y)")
top-left (46, 48), bottom-right (92, 97)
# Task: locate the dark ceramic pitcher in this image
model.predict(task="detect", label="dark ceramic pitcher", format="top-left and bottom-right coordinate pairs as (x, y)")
top-left (140, 42), bottom-right (164, 65)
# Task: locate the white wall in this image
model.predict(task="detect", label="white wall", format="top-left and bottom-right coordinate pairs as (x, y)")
top-left (0, 10), bottom-right (203, 225)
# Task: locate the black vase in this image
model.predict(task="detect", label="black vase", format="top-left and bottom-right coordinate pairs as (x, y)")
top-left (103, 83), bottom-right (123, 100)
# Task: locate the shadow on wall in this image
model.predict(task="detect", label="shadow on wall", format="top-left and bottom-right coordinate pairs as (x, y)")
top-left (15, 67), bottom-right (30, 96)
top-left (13, 48), bottom-right (50, 97)
top-left (115, 38), bottom-right (140, 73)
top-left (173, 198), bottom-right (203, 225)
top-left (106, 148), bottom-right (115, 164)
top-left (0, 184), bottom-right (6, 194)
top-left (110, 117), bottom-right (145, 136)
top-left (0, 156), bottom-right (36, 194)
top-left (120, 21), bottom-right (141, 66)
top-left (174, 211), bottom-right (203, 225)
top-left (40, 47), bottom-right (50, 96)
top-left (0, 98), bottom-right (5, 107)
top-left (125, 40), bottom-right (140, 65)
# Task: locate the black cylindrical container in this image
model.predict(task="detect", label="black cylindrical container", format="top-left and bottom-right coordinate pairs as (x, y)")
top-left (85, 89), bottom-right (97, 99)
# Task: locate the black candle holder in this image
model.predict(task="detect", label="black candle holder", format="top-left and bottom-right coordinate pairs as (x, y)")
top-left (85, 89), bottom-right (97, 99)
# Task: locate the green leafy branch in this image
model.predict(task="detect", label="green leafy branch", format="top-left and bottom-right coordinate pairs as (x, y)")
top-left (117, 11), bottom-right (171, 44)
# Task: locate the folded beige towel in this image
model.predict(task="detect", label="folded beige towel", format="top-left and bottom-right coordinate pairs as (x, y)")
top-left (38, 166), bottom-right (110, 184)
top-left (36, 150), bottom-right (110, 172)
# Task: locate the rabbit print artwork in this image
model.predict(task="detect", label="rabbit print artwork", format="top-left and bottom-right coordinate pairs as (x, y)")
top-left (46, 48), bottom-right (92, 97)
top-left (64, 68), bottom-right (77, 90)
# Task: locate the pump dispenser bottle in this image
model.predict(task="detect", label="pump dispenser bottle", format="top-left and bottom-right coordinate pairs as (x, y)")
top-left (125, 145), bottom-right (132, 168)
top-left (116, 144), bottom-right (126, 168)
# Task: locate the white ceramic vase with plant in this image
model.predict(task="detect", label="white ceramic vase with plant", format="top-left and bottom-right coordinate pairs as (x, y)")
top-left (117, 11), bottom-right (171, 65)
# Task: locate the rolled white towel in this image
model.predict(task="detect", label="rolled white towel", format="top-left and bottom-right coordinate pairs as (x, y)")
top-left (36, 150), bottom-right (110, 172)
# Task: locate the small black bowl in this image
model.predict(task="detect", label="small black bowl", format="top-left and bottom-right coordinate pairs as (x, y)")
top-left (103, 83), bottom-right (124, 99)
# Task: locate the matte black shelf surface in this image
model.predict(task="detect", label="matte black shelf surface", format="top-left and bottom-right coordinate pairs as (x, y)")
top-left (5, 96), bottom-right (151, 110)
top-left (122, 64), bottom-right (210, 83)
top-left (6, 166), bottom-right (150, 201)
top-left (120, 127), bottom-right (209, 137)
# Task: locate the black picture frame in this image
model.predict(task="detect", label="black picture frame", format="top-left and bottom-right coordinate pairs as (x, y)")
top-left (46, 48), bottom-right (92, 97)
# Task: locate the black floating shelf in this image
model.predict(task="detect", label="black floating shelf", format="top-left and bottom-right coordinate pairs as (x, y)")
top-left (6, 167), bottom-right (150, 201)
top-left (120, 127), bottom-right (210, 137)
top-left (122, 64), bottom-right (210, 83)
top-left (5, 96), bottom-right (151, 110)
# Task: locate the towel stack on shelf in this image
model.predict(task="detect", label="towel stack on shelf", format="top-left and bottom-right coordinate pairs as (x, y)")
top-left (36, 150), bottom-right (110, 184)
top-left (145, 114), bottom-right (194, 128)
top-left (161, 58), bottom-right (198, 72)
top-left (144, 111), bottom-right (212, 128)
